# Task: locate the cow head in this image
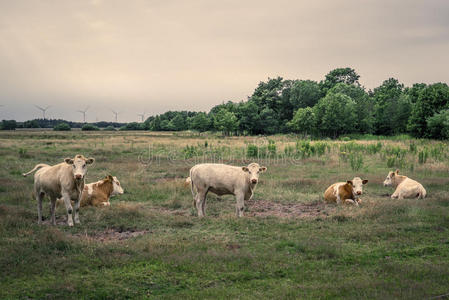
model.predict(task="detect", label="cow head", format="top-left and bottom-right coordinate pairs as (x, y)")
top-left (383, 169), bottom-right (399, 187)
top-left (110, 175), bottom-right (124, 195)
top-left (350, 177), bottom-right (368, 196)
top-left (64, 155), bottom-right (95, 181)
top-left (242, 163), bottom-right (267, 185)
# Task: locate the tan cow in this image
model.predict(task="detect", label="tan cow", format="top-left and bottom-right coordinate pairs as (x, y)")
top-left (383, 169), bottom-right (426, 199)
top-left (189, 163), bottom-right (267, 217)
top-left (56, 175), bottom-right (124, 207)
top-left (324, 177), bottom-right (368, 206)
top-left (23, 155), bottom-right (95, 226)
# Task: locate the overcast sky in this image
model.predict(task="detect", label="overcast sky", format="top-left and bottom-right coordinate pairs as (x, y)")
top-left (0, 0), bottom-right (448, 122)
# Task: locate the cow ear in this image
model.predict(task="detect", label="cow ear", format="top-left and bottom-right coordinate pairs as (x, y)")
top-left (395, 169), bottom-right (399, 174)
top-left (86, 158), bottom-right (95, 164)
top-left (107, 175), bottom-right (113, 181)
top-left (259, 166), bottom-right (267, 172)
top-left (391, 172), bottom-right (395, 177)
top-left (362, 179), bottom-right (368, 184)
top-left (346, 180), bottom-right (353, 186)
top-left (242, 167), bottom-right (249, 172)
top-left (64, 158), bottom-right (74, 165)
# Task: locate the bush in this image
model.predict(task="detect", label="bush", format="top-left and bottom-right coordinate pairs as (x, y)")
top-left (1, 120), bottom-right (17, 130)
top-left (103, 126), bottom-right (116, 131)
top-left (81, 124), bottom-right (100, 131)
top-left (247, 144), bottom-right (259, 158)
top-left (418, 149), bottom-right (428, 164)
top-left (427, 109), bottom-right (449, 139)
top-left (349, 153), bottom-right (363, 171)
top-left (53, 123), bottom-right (71, 131)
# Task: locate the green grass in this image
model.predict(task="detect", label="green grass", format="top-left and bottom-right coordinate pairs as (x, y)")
top-left (1, 131), bottom-right (449, 299)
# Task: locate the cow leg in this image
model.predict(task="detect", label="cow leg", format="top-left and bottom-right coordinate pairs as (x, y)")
top-left (73, 196), bottom-right (81, 224)
top-left (36, 191), bottom-right (44, 225)
top-left (344, 199), bottom-right (358, 206)
top-left (49, 196), bottom-right (57, 225)
top-left (336, 194), bottom-right (342, 205)
top-left (235, 192), bottom-right (245, 217)
top-left (61, 192), bottom-right (74, 227)
top-left (196, 190), bottom-right (207, 217)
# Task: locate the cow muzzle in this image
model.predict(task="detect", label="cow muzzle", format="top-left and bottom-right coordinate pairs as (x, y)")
top-left (251, 179), bottom-right (258, 184)
top-left (75, 174), bottom-right (83, 180)
top-left (356, 191), bottom-right (362, 195)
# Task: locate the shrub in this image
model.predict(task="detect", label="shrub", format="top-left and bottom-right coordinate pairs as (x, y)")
top-left (418, 149), bottom-right (428, 164)
top-left (81, 124), bottom-right (100, 131)
top-left (314, 142), bottom-right (327, 156)
top-left (247, 144), bottom-right (259, 158)
top-left (349, 153), bottom-right (363, 171)
top-left (1, 120), bottom-right (17, 130)
top-left (267, 140), bottom-right (277, 156)
top-left (103, 126), bottom-right (116, 131)
top-left (53, 123), bottom-right (71, 131)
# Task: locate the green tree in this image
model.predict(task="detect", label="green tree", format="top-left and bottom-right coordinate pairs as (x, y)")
top-left (170, 114), bottom-right (186, 131)
top-left (314, 92), bottom-right (357, 137)
top-left (53, 123), bottom-right (71, 131)
top-left (259, 108), bottom-right (279, 135)
top-left (190, 112), bottom-right (211, 132)
top-left (81, 124), bottom-right (100, 131)
top-left (427, 109), bottom-right (449, 139)
top-left (287, 107), bottom-right (316, 135)
top-left (289, 80), bottom-right (323, 109)
top-left (328, 83), bottom-right (374, 133)
top-left (213, 108), bottom-right (239, 135)
top-left (408, 83), bottom-right (449, 137)
top-left (321, 67), bottom-right (360, 92)
top-left (0, 120), bottom-right (17, 130)
top-left (373, 78), bottom-right (409, 135)
top-left (236, 101), bottom-right (261, 135)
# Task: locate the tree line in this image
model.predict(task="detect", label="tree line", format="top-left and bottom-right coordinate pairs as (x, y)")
top-left (143, 68), bottom-right (449, 139)
top-left (2, 68), bottom-right (448, 138)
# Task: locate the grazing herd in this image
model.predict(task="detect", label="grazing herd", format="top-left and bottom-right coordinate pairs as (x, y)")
top-left (23, 155), bottom-right (427, 226)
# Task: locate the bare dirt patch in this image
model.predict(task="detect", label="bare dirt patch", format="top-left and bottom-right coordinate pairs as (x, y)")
top-left (246, 200), bottom-right (333, 219)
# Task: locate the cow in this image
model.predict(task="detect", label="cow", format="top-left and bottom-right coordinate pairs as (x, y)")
top-left (56, 175), bottom-right (124, 208)
top-left (189, 163), bottom-right (267, 217)
top-left (324, 177), bottom-right (368, 206)
top-left (383, 169), bottom-right (426, 199)
top-left (22, 155), bottom-right (95, 226)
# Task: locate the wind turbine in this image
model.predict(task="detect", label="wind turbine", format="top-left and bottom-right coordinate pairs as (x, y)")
top-left (77, 106), bottom-right (89, 123)
top-left (137, 111), bottom-right (146, 122)
top-left (35, 105), bottom-right (50, 119)
top-left (111, 110), bottom-right (119, 122)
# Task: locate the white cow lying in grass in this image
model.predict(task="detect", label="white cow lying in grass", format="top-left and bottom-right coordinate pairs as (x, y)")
top-left (189, 163), bottom-right (267, 217)
top-left (23, 155), bottom-right (95, 226)
top-left (383, 169), bottom-right (426, 199)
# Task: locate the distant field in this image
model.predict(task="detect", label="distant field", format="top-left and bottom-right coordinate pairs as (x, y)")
top-left (1, 130), bottom-right (449, 299)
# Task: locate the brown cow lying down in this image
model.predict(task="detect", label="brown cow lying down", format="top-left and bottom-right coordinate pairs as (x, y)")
top-left (56, 175), bottom-right (124, 207)
top-left (189, 163), bottom-right (267, 217)
top-left (324, 177), bottom-right (368, 206)
top-left (383, 169), bottom-right (426, 199)
top-left (23, 155), bottom-right (95, 226)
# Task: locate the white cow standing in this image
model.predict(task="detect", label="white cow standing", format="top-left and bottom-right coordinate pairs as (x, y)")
top-left (189, 163), bottom-right (267, 217)
top-left (23, 155), bottom-right (95, 226)
top-left (383, 169), bottom-right (426, 199)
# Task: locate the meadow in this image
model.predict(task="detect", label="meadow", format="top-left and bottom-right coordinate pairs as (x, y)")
top-left (1, 130), bottom-right (449, 299)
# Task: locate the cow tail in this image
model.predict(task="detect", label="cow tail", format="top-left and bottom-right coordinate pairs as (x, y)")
top-left (22, 164), bottom-right (49, 177)
top-left (189, 169), bottom-right (196, 198)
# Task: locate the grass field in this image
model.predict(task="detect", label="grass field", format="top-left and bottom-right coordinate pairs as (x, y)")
top-left (1, 130), bottom-right (449, 299)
